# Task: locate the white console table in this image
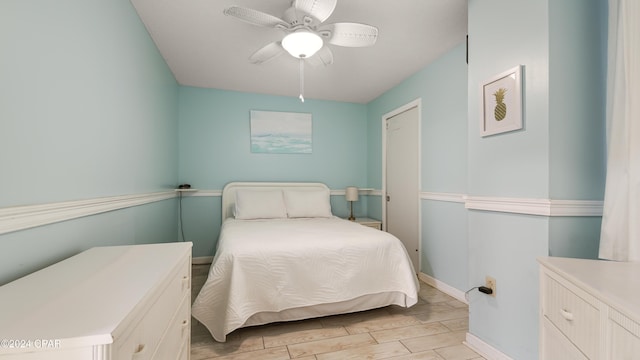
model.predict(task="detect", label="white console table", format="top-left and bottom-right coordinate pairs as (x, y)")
top-left (539, 256), bottom-right (640, 359)
top-left (0, 242), bottom-right (192, 360)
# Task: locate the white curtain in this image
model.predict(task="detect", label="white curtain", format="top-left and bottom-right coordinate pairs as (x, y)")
top-left (599, 0), bottom-right (640, 261)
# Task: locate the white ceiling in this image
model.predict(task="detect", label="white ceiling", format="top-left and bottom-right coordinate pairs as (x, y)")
top-left (130, 0), bottom-right (468, 104)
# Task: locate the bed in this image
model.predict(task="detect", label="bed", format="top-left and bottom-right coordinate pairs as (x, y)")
top-left (191, 182), bottom-right (419, 342)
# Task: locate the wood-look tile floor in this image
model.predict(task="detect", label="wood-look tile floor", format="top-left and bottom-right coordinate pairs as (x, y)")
top-left (191, 264), bottom-right (484, 360)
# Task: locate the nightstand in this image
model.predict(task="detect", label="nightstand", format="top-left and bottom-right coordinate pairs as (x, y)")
top-left (352, 217), bottom-right (382, 230)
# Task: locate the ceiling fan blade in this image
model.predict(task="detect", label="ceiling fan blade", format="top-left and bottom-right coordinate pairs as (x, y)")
top-left (224, 6), bottom-right (290, 29)
top-left (320, 22), bottom-right (379, 47)
top-left (306, 46), bottom-right (334, 66)
top-left (249, 42), bottom-right (286, 64)
top-left (293, 0), bottom-right (337, 23)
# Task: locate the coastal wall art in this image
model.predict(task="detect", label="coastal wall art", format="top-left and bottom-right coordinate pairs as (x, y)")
top-left (250, 110), bottom-right (312, 154)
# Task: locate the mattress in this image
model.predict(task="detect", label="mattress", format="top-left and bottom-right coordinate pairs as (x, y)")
top-left (191, 217), bottom-right (419, 342)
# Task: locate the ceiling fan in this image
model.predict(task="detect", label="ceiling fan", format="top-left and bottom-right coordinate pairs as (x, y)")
top-left (224, 0), bottom-right (379, 101)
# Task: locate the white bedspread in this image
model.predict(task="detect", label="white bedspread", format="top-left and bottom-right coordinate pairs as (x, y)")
top-left (191, 217), bottom-right (419, 342)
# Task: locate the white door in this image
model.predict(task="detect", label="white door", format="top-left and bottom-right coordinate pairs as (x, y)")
top-left (385, 106), bottom-right (420, 272)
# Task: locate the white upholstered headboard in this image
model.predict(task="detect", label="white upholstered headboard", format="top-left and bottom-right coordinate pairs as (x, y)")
top-left (221, 182), bottom-right (330, 221)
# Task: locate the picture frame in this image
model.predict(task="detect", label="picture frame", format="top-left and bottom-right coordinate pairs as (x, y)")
top-left (250, 110), bottom-right (312, 154)
top-left (480, 65), bottom-right (523, 137)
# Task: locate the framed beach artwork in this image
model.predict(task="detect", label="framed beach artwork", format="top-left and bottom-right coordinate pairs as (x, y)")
top-left (250, 110), bottom-right (312, 154)
top-left (480, 65), bottom-right (523, 137)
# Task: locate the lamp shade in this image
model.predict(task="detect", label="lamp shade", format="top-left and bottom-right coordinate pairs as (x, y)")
top-left (345, 187), bottom-right (359, 202)
top-left (282, 30), bottom-right (323, 59)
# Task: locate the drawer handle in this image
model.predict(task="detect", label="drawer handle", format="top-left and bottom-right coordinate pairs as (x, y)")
top-left (132, 344), bottom-right (147, 359)
top-left (181, 319), bottom-right (189, 338)
top-left (560, 308), bottom-right (574, 321)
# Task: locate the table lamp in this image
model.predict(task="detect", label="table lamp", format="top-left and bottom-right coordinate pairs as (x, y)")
top-left (345, 186), bottom-right (359, 221)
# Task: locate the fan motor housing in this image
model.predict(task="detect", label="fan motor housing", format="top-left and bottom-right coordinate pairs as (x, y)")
top-left (283, 7), bottom-right (318, 28)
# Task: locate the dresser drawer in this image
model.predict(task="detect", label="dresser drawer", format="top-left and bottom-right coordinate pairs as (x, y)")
top-left (608, 309), bottom-right (640, 359)
top-left (178, 340), bottom-right (190, 360)
top-left (115, 254), bottom-right (191, 359)
top-left (542, 317), bottom-right (588, 360)
top-left (152, 295), bottom-right (191, 359)
top-left (145, 254), bottom-right (191, 332)
top-left (542, 274), bottom-right (600, 359)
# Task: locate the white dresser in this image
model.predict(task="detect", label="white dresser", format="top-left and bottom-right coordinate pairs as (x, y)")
top-left (0, 242), bottom-right (192, 360)
top-left (539, 257), bottom-right (640, 359)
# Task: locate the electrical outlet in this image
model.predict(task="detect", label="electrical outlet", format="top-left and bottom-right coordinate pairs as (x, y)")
top-left (485, 276), bottom-right (496, 297)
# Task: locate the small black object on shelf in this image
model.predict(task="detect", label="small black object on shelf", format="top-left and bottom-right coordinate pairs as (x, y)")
top-left (178, 184), bottom-right (191, 189)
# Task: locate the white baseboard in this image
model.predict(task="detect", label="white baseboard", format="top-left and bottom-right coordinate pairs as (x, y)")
top-left (417, 273), bottom-right (513, 359)
top-left (192, 256), bottom-right (214, 265)
top-left (465, 333), bottom-right (513, 360)
top-left (418, 272), bottom-right (468, 304)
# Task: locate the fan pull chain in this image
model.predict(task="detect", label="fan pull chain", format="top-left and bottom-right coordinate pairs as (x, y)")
top-left (299, 58), bottom-right (305, 103)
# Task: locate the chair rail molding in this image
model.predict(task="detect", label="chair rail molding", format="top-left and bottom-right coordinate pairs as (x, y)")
top-left (420, 192), bottom-right (466, 203)
top-left (3, 190), bottom-right (601, 236)
top-left (185, 189), bottom-right (384, 197)
top-left (419, 191), bottom-right (603, 216)
top-left (0, 191), bottom-right (176, 235)
top-left (464, 195), bottom-right (604, 217)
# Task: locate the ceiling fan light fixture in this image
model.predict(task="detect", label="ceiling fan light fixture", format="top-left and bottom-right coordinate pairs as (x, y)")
top-left (282, 30), bottom-right (323, 58)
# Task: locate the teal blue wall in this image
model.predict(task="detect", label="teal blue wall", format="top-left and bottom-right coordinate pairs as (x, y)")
top-left (178, 87), bottom-right (368, 256)
top-left (467, 0), bottom-right (606, 359)
top-left (367, 44), bottom-right (467, 194)
top-left (547, 0), bottom-right (606, 261)
top-left (467, 0), bottom-right (550, 356)
top-left (468, 1), bottom-right (550, 199)
top-left (367, 43), bottom-right (468, 290)
top-left (549, 217), bottom-right (602, 259)
top-left (419, 46), bottom-right (468, 291)
top-left (549, 0), bottom-right (607, 199)
top-left (468, 212), bottom-right (549, 359)
top-left (0, 0), bottom-right (179, 285)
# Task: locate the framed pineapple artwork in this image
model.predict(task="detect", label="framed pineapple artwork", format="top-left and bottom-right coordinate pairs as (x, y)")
top-left (480, 65), bottom-right (523, 137)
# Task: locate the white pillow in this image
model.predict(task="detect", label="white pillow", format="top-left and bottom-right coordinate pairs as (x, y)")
top-left (234, 189), bottom-right (287, 220)
top-left (284, 189), bottom-right (332, 218)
